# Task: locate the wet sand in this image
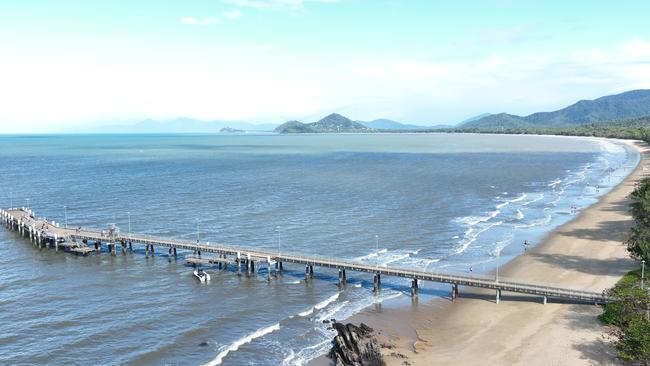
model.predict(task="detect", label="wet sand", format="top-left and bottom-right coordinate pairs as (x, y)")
top-left (349, 139), bottom-right (648, 366)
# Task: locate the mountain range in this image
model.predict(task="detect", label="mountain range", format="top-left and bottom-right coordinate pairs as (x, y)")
top-left (461, 89), bottom-right (650, 129)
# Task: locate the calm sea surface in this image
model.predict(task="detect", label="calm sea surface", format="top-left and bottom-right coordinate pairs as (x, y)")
top-left (0, 133), bottom-right (638, 365)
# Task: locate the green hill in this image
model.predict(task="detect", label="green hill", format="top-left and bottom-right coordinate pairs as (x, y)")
top-left (274, 113), bottom-right (371, 133)
top-left (463, 89), bottom-right (650, 129)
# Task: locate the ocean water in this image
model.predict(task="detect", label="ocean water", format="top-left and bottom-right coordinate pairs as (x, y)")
top-left (0, 133), bottom-right (638, 365)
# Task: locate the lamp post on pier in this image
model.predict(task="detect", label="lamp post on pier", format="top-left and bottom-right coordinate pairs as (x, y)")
top-left (276, 226), bottom-right (281, 258)
top-left (196, 219), bottom-right (200, 243)
top-left (64, 205), bottom-right (67, 228)
top-left (375, 235), bottom-right (379, 269)
top-left (496, 251), bottom-right (500, 283)
top-left (25, 198), bottom-right (30, 211)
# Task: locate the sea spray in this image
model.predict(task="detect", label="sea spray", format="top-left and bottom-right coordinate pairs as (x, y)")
top-left (203, 323), bottom-right (281, 366)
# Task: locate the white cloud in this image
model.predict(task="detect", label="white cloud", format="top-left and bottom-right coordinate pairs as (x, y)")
top-left (180, 16), bottom-right (220, 26)
top-left (1, 37), bottom-right (649, 132)
top-left (337, 38), bottom-right (650, 121)
top-left (224, 9), bottom-right (243, 19)
top-left (224, 0), bottom-right (338, 13)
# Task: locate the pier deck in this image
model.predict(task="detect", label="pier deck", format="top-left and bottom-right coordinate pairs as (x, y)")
top-left (1, 208), bottom-right (610, 304)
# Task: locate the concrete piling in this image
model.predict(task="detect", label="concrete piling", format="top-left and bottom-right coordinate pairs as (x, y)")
top-left (411, 279), bottom-right (419, 296)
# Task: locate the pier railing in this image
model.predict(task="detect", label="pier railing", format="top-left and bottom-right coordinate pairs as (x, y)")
top-left (1, 208), bottom-right (610, 304)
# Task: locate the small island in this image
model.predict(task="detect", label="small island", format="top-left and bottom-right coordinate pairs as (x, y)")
top-left (219, 127), bottom-right (245, 133)
top-left (274, 113), bottom-right (373, 133)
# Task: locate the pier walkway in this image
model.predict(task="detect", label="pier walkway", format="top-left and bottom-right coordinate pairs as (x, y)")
top-left (1, 207), bottom-right (610, 305)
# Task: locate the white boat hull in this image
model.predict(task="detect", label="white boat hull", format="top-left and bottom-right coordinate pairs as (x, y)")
top-left (193, 269), bottom-right (211, 282)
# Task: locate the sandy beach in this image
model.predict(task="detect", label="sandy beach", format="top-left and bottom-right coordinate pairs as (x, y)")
top-left (346, 139), bottom-right (649, 366)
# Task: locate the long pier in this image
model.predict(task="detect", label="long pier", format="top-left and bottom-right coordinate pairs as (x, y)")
top-left (1, 207), bottom-right (610, 305)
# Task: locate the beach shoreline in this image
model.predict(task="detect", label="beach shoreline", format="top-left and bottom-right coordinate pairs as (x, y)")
top-left (313, 138), bottom-right (647, 366)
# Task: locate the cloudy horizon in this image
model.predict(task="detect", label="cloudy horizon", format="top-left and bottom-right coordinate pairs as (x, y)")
top-left (1, 0), bottom-right (650, 133)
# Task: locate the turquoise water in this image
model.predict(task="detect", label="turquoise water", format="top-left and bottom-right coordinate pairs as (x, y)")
top-left (0, 133), bottom-right (638, 365)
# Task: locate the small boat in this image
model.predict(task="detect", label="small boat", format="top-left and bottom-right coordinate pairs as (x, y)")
top-left (194, 269), bottom-right (211, 283)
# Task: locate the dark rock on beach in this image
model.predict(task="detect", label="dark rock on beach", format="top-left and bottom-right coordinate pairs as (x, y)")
top-left (329, 322), bottom-right (385, 366)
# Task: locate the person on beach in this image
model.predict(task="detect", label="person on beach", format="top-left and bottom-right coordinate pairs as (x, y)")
top-left (524, 240), bottom-right (529, 253)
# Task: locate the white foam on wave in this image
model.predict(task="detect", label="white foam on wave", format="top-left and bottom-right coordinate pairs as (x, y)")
top-left (203, 323), bottom-right (281, 366)
top-left (282, 339), bottom-right (332, 366)
top-left (284, 291), bottom-right (403, 366)
top-left (515, 213), bottom-right (552, 229)
top-left (356, 248), bottom-right (423, 268)
top-left (457, 209), bottom-right (500, 226)
top-left (521, 193), bottom-right (544, 206)
top-left (355, 248), bottom-right (388, 261)
top-left (548, 178), bottom-right (562, 188)
top-left (496, 193), bottom-right (527, 209)
top-left (515, 209), bottom-right (524, 220)
top-left (489, 233), bottom-right (515, 257)
top-left (316, 301), bottom-right (350, 322)
top-left (282, 349), bottom-right (296, 365)
top-left (453, 221), bottom-right (504, 255)
top-left (314, 293), bottom-right (339, 310)
top-left (298, 308), bottom-right (314, 317)
top-left (510, 193), bottom-right (527, 203)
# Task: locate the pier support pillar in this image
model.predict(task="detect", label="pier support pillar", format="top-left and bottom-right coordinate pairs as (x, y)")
top-left (250, 260), bottom-right (255, 274)
top-left (411, 279), bottom-right (419, 296)
top-left (374, 273), bottom-right (381, 292)
top-left (151, 245), bottom-right (155, 255)
top-left (121, 241), bottom-right (126, 255)
top-left (173, 247), bottom-right (177, 257)
top-left (338, 269), bottom-right (345, 287)
top-left (54, 234), bottom-right (59, 252)
top-left (309, 265), bottom-right (314, 279)
top-left (145, 244), bottom-right (149, 257)
top-left (279, 261), bottom-right (283, 272)
top-left (305, 265), bottom-right (310, 281)
top-left (267, 259), bottom-right (272, 282)
top-left (543, 296), bottom-right (547, 305)
top-left (129, 242), bottom-right (133, 252)
top-left (496, 289), bottom-right (501, 304)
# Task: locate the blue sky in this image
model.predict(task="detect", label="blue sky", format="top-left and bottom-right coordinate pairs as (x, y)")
top-left (1, 0), bottom-right (650, 131)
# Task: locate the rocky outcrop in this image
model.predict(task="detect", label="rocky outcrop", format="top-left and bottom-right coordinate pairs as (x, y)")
top-left (329, 322), bottom-right (385, 366)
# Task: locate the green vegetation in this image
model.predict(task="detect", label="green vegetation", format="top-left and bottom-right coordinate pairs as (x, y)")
top-left (274, 113), bottom-right (371, 133)
top-left (461, 89), bottom-right (650, 129)
top-left (599, 175), bottom-right (650, 365)
top-left (442, 116), bottom-right (650, 140)
top-left (600, 269), bottom-right (650, 364)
